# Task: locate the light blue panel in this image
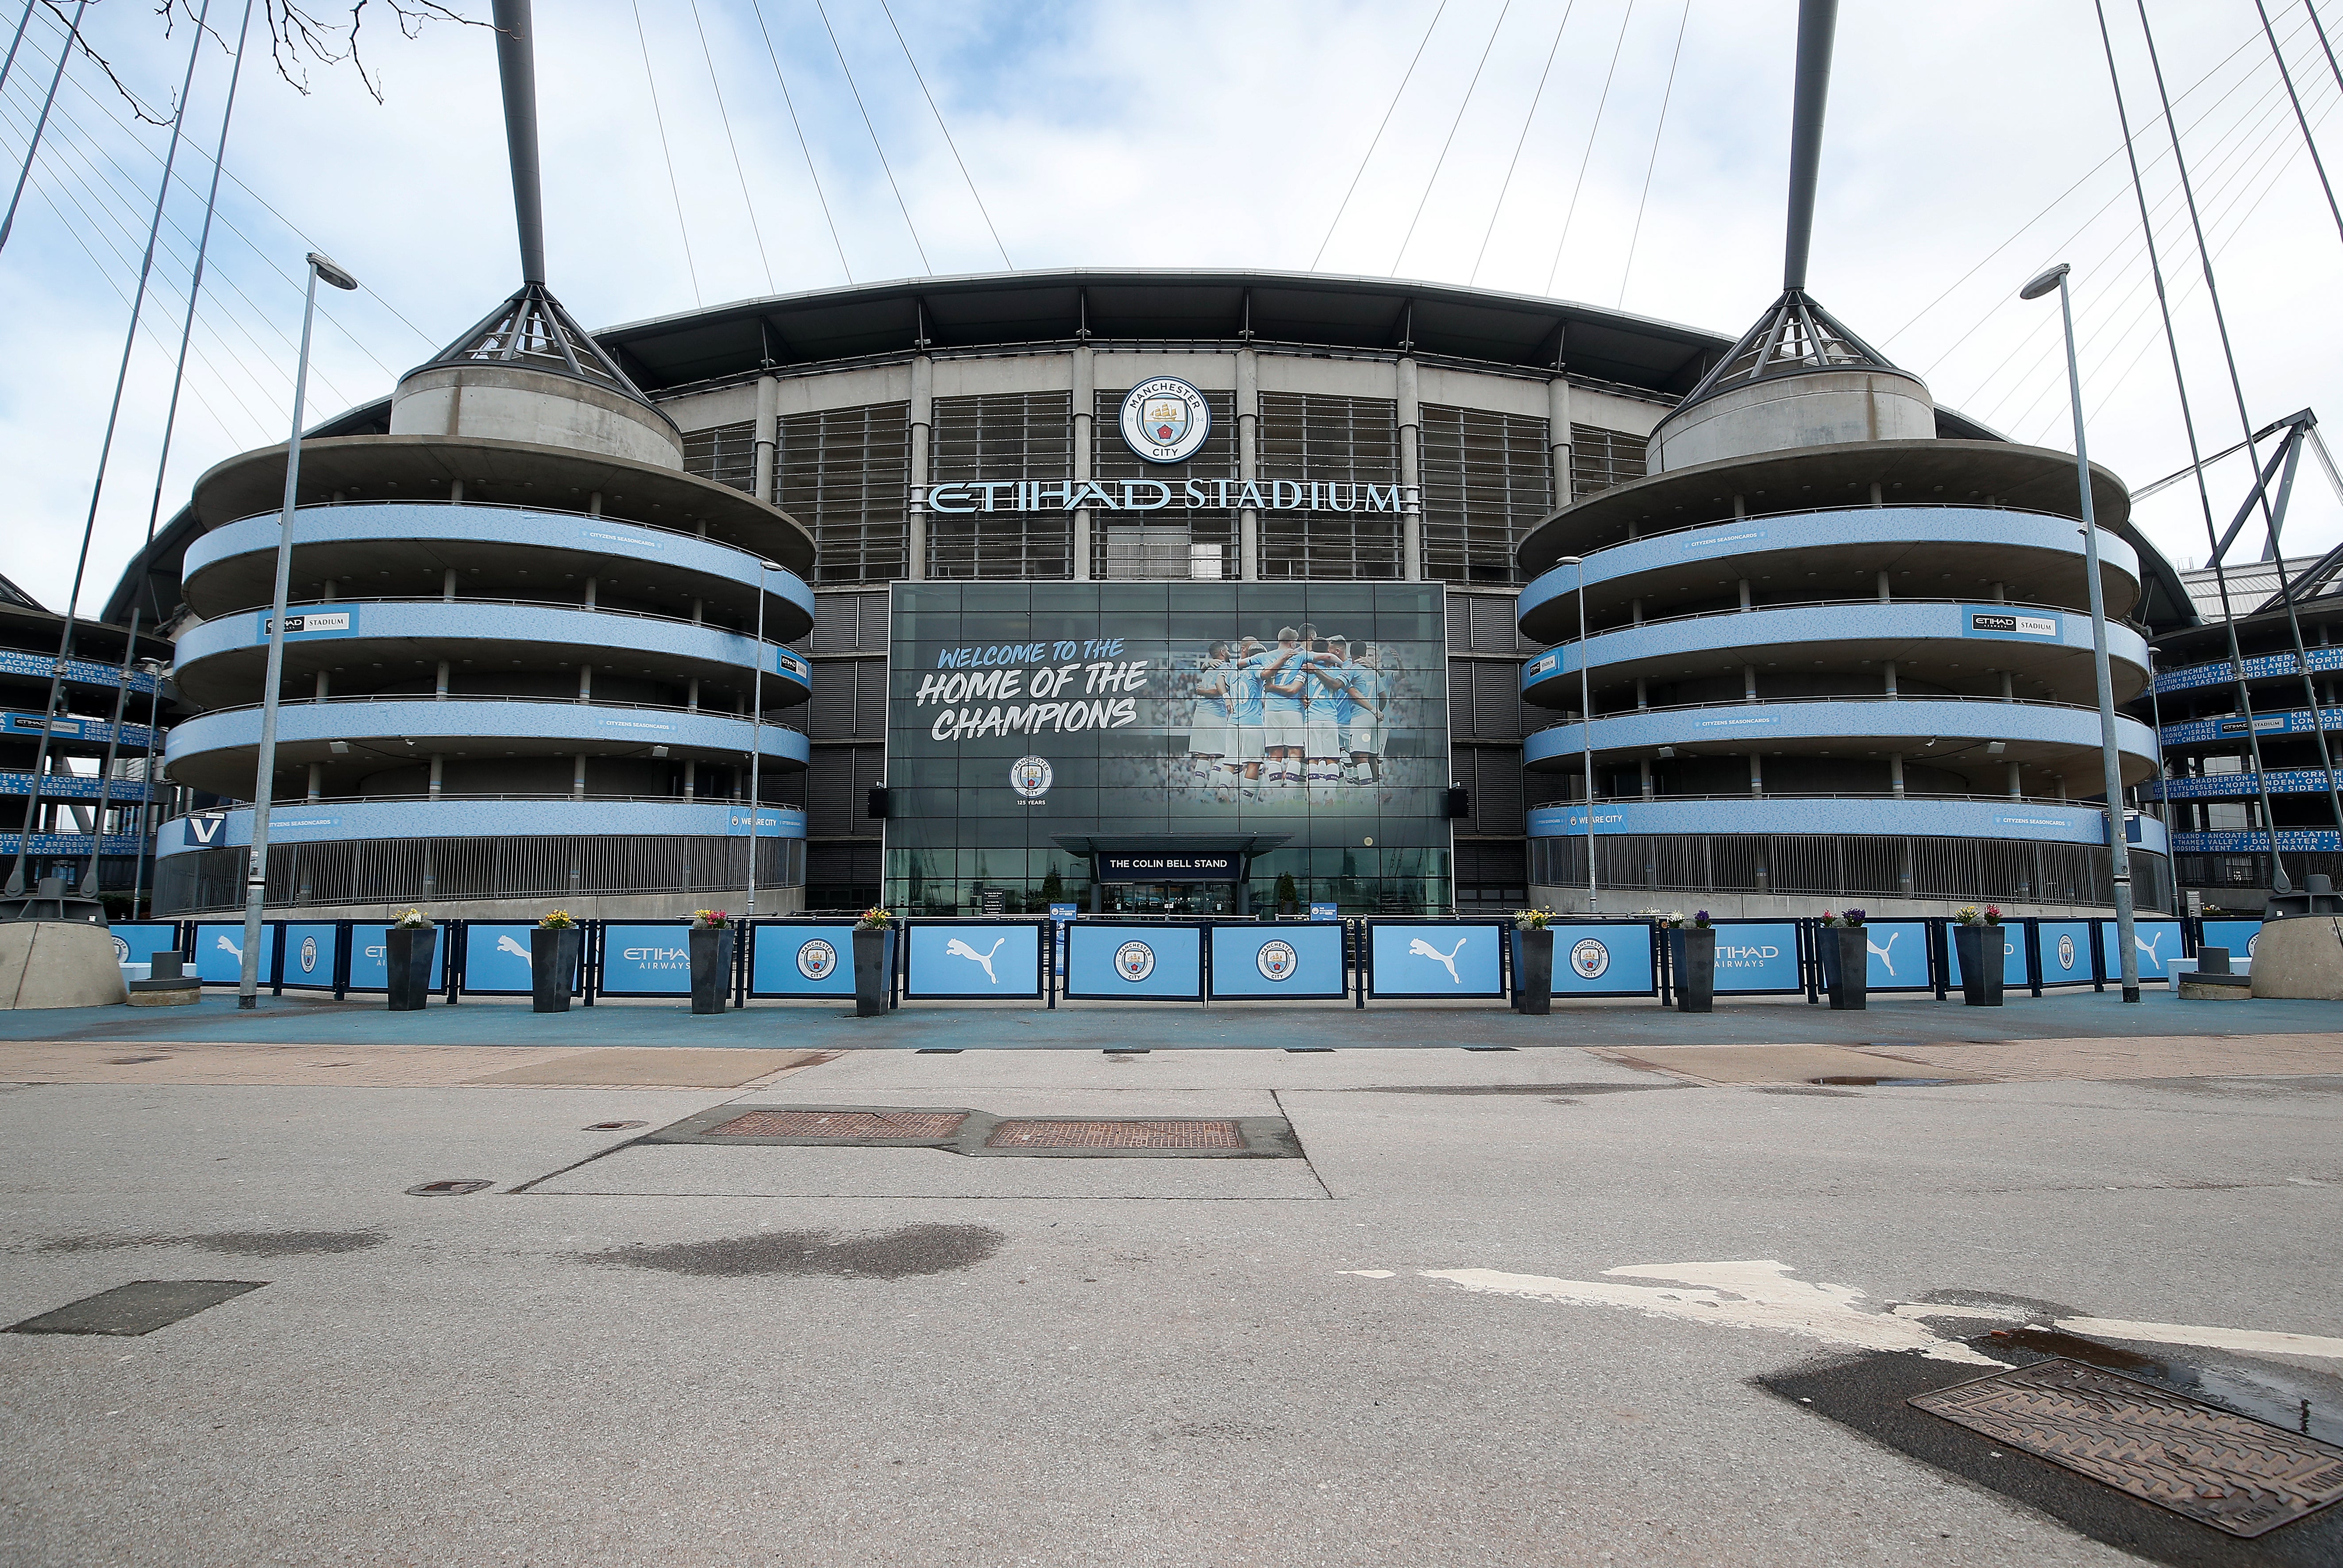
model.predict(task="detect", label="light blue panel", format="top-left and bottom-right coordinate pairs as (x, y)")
top-left (194, 922), bottom-right (276, 983)
top-left (906, 922), bottom-right (1044, 999)
top-left (1860, 921), bottom-right (1931, 990)
top-left (158, 797), bottom-right (807, 856)
top-left (1711, 923), bottom-right (1802, 993)
top-left (2155, 645), bottom-right (2343, 695)
top-left (458, 924), bottom-right (543, 993)
top-left (2200, 919), bottom-right (2264, 963)
top-left (1944, 925), bottom-right (2029, 986)
top-left (1309, 902), bottom-right (1340, 922)
top-left (2098, 919), bottom-right (2183, 978)
top-left (1067, 923), bottom-right (1202, 999)
top-left (1547, 923), bottom-right (1655, 995)
top-left (2175, 828), bottom-right (2343, 853)
top-left (1368, 922), bottom-right (1506, 998)
top-left (0, 646), bottom-right (161, 694)
top-left (599, 924), bottom-right (694, 995)
top-left (105, 924), bottom-right (181, 965)
top-left (347, 925), bottom-right (449, 990)
top-left (752, 923), bottom-right (859, 997)
top-left (1525, 796), bottom-right (2169, 857)
top-left (281, 923), bottom-right (342, 989)
top-left (2038, 920), bottom-right (2096, 985)
top-left (1526, 700), bottom-right (2158, 778)
top-left (1210, 924), bottom-right (1345, 998)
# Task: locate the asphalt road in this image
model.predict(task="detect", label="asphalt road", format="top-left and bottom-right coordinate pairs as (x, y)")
top-left (2, 1042), bottom-right (2339, 1567)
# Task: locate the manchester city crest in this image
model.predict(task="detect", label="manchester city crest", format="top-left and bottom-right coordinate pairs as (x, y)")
top-left (1118, 377), bottom-right (1211, 464)
top-left (1115, 940), bottom-right (1156, 981)
top-left (1010, 756), bottom-right (1053, 799)
top-left (1569, 938), bottom-right (1610, 980)
top-left (797, 938), bottom-right (837, 980)
top-left (1256, 940), bottom-right (1298, 982)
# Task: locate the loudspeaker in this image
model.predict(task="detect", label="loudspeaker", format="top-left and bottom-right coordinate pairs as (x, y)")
top-left (865, 784), bottom-right (890, 820)
top-left (1444, 786), bottom-right (1470, 819)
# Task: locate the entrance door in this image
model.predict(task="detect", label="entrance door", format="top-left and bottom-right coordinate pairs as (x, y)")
top-left (1100, 882), bottom-right (1237, 916)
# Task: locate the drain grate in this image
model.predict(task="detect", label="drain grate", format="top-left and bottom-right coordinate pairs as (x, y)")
top-left (986, 1118), bottom-right (1243, 1150)
top-left (1910, 1358), bottom-right (2343, 1538)
top-left (706, 1109), bottom-right (969, 1140)
top-left (405, 1179), bottom-right (492, 1197)
top-left (583, 1120), bottom-right (647, 1131)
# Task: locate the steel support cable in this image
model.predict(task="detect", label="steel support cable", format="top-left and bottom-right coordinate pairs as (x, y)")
top-left (2254, 429), bottom-right (2343, 839)
top-left (746, 0), bottom-right (849, 283)
top-left (629, 0), bottom-right (700, 306)
top-left (2092, 0), bottom-right (2292, 893)
top-left (6, 0), bottom-right (208, 899)
top-left (2140, 0), bottom-right (2343, 842)
top-left (2309, 0), bottom-right (2343, 95)
top-left (0, 0), bottom-right (84, 255)
top-left (1544, 0), bottom-right (1638, 297)
top-left (1391, 0), bottom-right (1511, 278)
top-left (811, 0), bottom-right (929, 274)
top-left (1310, 0), bottom-right (1448, 272)
top-left (686, 0), bottom-right (773, 293)
top-left (1616, 0), bottom-right (1691, 309)
top-left (0, 0), bottom-right (36, 101)
top-left (2256, 0), bottom-right (2343, 243)
top-left (875, 0), bottom-right (1011, 269)
top-left (1469, 1), bottom-right (1573, 286)
top-left (1892, 10), bottom-right (2314, 354)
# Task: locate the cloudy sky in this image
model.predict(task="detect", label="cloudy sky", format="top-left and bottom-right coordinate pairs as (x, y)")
top-left (6, 0), bottom-right (2343, 615)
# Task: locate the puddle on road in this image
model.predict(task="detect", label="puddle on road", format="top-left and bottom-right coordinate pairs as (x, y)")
top-left (34, 1228), bottom-right (388, 1257)
top-left (578, 1222), bottom-right (1006, 1280)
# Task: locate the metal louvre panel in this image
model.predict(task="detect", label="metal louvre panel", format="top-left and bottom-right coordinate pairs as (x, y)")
top-left (153, 836), bottom-right (802, 914)
top-left (1420, 404), bottom-right (1552, 586)
top-left (929, 392), bottom-right (1075, 580)
top-left (1570, 424), bottom-right (1649, 498)
top-left (853, 661), bottom-right (890, 737)
top-left (1468, 594), bottom-right (1522, 653)
top-left (1519, 832), bottom-right (2169, 910)
top-left (810, 590), bottom-right (888, 656)
top-left (1092, 389), bottom-right (1237, 579)
top-left (1467, 661), bottom-right (1522, 740)
top-left (806, 743), bottom-right (882, 838)
top-left (681, 421), bottom-right (756, 493)
top-left (778, 403), bottom-right (910, 586)
top-left (1256, 392), bottom-right (1402, 580)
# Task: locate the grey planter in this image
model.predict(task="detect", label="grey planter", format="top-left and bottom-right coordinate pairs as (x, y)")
top-left (689, 926), bottom-right (735, 1015)
top-left (1514, 928), bottom-right (1553, 1015)
top-left (1954, 923), bottom-right (2006, 1007)
top-left (1819, 926), bottom-right (1868, 1010)
top-left (1670, 926), bottom-right (1716, 1012)
top-left (530, 926), bottom-right (582, 1013)
top-left (852, 926), bottom-right (894, 1017)
top-left (386, 926), bottom-right (436, 1011)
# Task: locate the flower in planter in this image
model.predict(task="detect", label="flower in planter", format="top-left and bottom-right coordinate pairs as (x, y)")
top-left (540, 910), bottom-right (577, 930)
top-left (857, 906), bottom-right (893, 930)
top-left (1842, 908), bottom-right (1866, 927)
top-left (690, 909), bottom-right (729, 930)
top-left (1984, 905), bottom-right (2002, 926)
top-left (393, 908), bottom-right (432, 930)
top-left (1692, 910), bottom-right (1710, 928)
top-left (1514, 908), bottom-right (1553, 931)
top-left (1954, 905), bottom-right (1982, 926)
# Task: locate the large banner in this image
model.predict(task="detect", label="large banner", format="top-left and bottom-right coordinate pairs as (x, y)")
top-left (2037, 919), bottom-right (2096, 986)
top-left (1710, 922), bottom-right (1803, 994)
top-left (2097, 918), bottom-right (2183, 980)
top-left (1065, 922), bottom-right (1203, 1000)
top-left (1367, 920), bottom-right (1507, 999)
top-left (904, 921), bottom-right (1045, 999)
top-left (281, 923), bottom-right (343, 992)
top-left (751, 922), bottom-right (861, 998)
top-left (194, 922), bottom-right (275, 984)
top-left (1209, 923), bottom-right (1346, 999)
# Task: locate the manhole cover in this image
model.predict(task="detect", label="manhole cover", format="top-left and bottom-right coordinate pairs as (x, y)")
top-left (986, 1118), bottom-right (1243, 1149)
top-left (705, 1110), bottom-right (968, 1139)
top-left (583, 1121), bottom-right (647, 1131)
top-left (405, 1179), bottom-right (493, 1196)
top-left (1910, 1358), bottom-right (2343, 1538)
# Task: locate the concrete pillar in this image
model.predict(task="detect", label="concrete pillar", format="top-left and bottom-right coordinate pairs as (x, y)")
top-left (435, 660), bottom-right (450, 697)
top-left (753, 373), bottom-right (779, 503)
top-left (572, 755), bottom-right (587, 799)
top-left (313, 671), bottom-right (329, 700)
top-left (449, 479), bottom-right (463, 503)
top-left (686, 677), bottom-right (700, 713)
top-left (583, 576), bottom-right (597, 610)
top-left (1547, 373), bottom-right (1573, 509)
top-left (1237, 348), bottom-right (1260, 580)
top-left (2007, 761), bottom-right (2023, 798)
top-left (683, 759), bottom-right (697, 799)
top-left (1869, 482), bottom-right (1884, 507)
top-left (1743, 665), bottom-right (1757, 701)
top-left (428, 755), bottom-right (443, 798)
top-left (1992, 581), bottom-right (2006, 603)
top-left (1638, 757), bottom-right (1653, 798)
top-left (1883, 661), bottom-right (1898, 696)
top-left (321, 580), bottom-right (335, 602)
top-left (1634, 677), bottom-right (1648, 710)
top-left (1749, 755), bottom-right (1763, 796)
top-left (1732, 495), bottom-right (1746, 519)
top-left (1877, 570), bottom-right (1891, 603)
top-left (1630, 598), bottom-right (1644, 626)
top-left (1738, 579), bottom-right (1753, 611)
top-left (907, 354), bottom-right (933, 580)
top-left (1398, 356), bottom-right (1422, 581)
top-left (577, 665), bottom-right (592, 702)
top-left (442, 568), bottom-right (456, 601)
top-left (588, 492), bottom-right (602, 518)
top-left (1889, 753), bottom-right (1905, 796)
top-left (1999, 670), bottom-right (2014, 702)
top-left (306, 763), bottom-right (322, 802)
top-left (1071, 346), bottom-right (1094, 581)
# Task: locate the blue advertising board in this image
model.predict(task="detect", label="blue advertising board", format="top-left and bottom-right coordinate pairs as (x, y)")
top-left (1209, 923), bottom-right (1345, 999)
top-left (455, 924), bottom-right (543, 995)
top-left (280, 923), bottom-right (342, 991)
top-left (1944, 924), bottom-right (2029, 987)
top-left (2037, 920), bottom-right (2096, 986)
top-left (194, 922), bottom-right (275, 984)
top-left (348, 925), bottom-right (448, 992)
top-left (751, 922), bottom-right (859, 997)
top-left (1710, 922), bottom-right (1802, 994)
top-left (105, 923), bottom-right (182, 965)
top-left (905, 922), bottom-right (1044, 999)
top-left (1309, 902), bottom-right (1340, 922)
top-left (2097, 919), bottom-right (2183, 980)
top-left (2199, 919), bottom-right (2263, 964)
top-left (599, 923), bottom-right (694, 995)
top-left (1858, 921), bottom-right (1931, 992)
top-left (1066, 923), bottom-right (1203, 1000)
top-left (1545, 922), bottom-right (1656, 997)
top-left (1366, 920), bottom-right (1507, 999)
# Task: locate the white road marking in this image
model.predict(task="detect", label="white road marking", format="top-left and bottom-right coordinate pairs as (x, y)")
top-left (1337, 1269), bottom-right (1395, 1279)
top-left (2052, 1317), bottom-right (2343, 1360)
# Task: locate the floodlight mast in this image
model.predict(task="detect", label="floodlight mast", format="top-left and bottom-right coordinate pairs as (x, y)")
top-left (1781, 0), bottom-right (1839, 292)
top-left (491, 0), bottom-right (546, 284)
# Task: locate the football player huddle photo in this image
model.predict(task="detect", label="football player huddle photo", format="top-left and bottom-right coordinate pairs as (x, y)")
top-left (1175, 623), bottom-right (1398, 807)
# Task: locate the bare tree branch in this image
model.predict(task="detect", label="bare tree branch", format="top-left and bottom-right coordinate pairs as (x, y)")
top-left (63, 0), bottom-right (485, 116)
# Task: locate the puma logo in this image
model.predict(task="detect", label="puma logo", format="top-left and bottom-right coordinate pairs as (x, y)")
top-left (214, 933), bottom-right (240, 960)
top-left (1408, 935), bottom-right (1468, 984)
top-left (946, 936), bottom-right (1008, 985)
top-left (496, 935), bottom-right (530, 959)
top-left (1866, 931), bottom-right (1898, 978)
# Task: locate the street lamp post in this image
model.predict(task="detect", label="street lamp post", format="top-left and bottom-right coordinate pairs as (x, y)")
top-left (742, 561), bottom-right (779, 925)
top-left (130, 656), bottom-right (164, 919)
top-left (2022, 261), bottom-right (2140, 1003)
top-left (1551, 555), bottom-right (1598, 914)
top-left (237, 251), bottom-right (358, 1010)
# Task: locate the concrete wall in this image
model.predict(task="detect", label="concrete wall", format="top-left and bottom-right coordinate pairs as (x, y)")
top-left (391, 364), bottom-right (686, 470)
top-left (1651, 369), bottom-right (1935, 472)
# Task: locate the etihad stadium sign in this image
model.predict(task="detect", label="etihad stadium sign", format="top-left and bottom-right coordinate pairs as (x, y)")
top-left (921, 478), bottom-right (1413, 515)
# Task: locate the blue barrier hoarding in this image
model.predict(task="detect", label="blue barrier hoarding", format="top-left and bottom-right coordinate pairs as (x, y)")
top-left (1858, 920), bottom-right (1931, 992)
top-left (456, 924), bottom-right (543, 995)
top-left (1711, 922), bottom-right (1802, 994)
top-left (281, 922), bottom-right (342, 991)
top-left (1209, 923), bottom-right (1345, 999)
top-left (1944, 924), bottom-right (2029, 987)
top-left (194, 922), bottom-right (275, 984)
top-left (1066, 923), bottom-right (1203, 1000)
top-left (2037, 919), bottom-right (2096, 985)
top-left (105, 923), bottom-right (182, 965)
top-left (2096, 918), bottom-right (2183, 979)
top-left (751, 922), bottom-right (859, 997)
top-left (1367, 920), bottom-right (1506, 999)
top-left (905, 922), bottom-right (1044, 999)
top-left (1546, 922), bottom-right (1656, 997)
top-left (348, 925), bottom-right (448, 991)
top-left (599, 923), bottom-right (694, 995)
top-left (2199, 919), bottom-right (2263, 962)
